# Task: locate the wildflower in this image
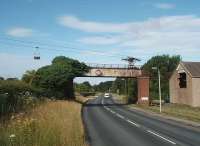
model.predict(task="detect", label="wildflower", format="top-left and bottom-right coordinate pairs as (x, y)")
top-left (9, 134), bottom-right (16, 138)
top-left (11, 115), bottom-right (15, 120)
top-left (9, 134), bottom-right (16, 143)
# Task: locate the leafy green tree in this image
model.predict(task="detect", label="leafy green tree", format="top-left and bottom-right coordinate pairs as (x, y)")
top-left (0, 77), bottom-right (4, 80)
top-left (111, 78), bottom-right (126, 94)
top-left (22, 70), bottom-right (36, 85)
top-left (33, 56), bottom-right (89, 99)
top-left (111, 78), bottom-right (137, 103)
top-left (127, 78), bottom-right (137, 103)
top-left (142, 55), bottom-right (181, 101)
top-left (75, 81), bottom-right (93, 93)
top-left (93, 81), bottom-right (113, 92)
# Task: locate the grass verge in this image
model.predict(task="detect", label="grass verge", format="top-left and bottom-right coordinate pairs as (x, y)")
top-left (131, 103), bottom-right (200, 123)
top-left (0, 101), bottom-right (88, 146)
top-left (111, 93), bottom-right (127, 104)
top-left (75, 94), bottom-right (94, 104)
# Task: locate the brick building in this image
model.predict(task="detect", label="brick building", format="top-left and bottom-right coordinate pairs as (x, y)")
top-left (169, 62), bottom-right (200, 107)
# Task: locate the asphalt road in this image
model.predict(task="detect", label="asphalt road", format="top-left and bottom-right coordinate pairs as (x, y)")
top-left (83, 95), bottom-right (200, 146)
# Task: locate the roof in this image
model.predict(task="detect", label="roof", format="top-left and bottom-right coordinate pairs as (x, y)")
top-left (181, 62), bottom-right (200, 78)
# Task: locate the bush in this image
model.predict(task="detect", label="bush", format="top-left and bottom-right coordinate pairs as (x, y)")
top-left (80, 92), bottom-right (95, 97)
top-left (0, 94), bottom-right (8, 115)
top-left (0, 80), bottom-right (42, 116)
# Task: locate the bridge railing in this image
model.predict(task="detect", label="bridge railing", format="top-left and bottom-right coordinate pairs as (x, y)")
top-left (86, 63), bottom-right (141, 69)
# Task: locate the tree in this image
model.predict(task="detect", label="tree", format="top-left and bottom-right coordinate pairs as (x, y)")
top-left (75, 81), bottom-right (93, 93)
top-left (111, 78), bottom-right (126, 95)
top-left (22, 70), bottom-right (36, 85)
top-left (93, 81), bottom-right (113, 92)
top-left (110, 78), bottom-right (137, 103)
top-left (127, 78), bottom-right (137, 103)
top-left (33, 56), bottom-right (89, 99)
top-left (0, 77), bottom-right (4, 80)
top-left (142, 55), bottom-right (181, 101)
top-left (6, 78), bottom-right (18, 81)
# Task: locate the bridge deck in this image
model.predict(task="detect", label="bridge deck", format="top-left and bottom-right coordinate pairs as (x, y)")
top-left (84, 63), bottom-right (142, 77)
top-left (86, 63), bottom-right (141, 69)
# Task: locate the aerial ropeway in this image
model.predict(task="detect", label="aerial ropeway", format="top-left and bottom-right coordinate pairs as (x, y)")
top-left (34, 46), bottom-right (40, 60)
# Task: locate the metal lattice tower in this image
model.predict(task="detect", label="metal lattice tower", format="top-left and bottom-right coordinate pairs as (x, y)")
top-left (122, 57), bottom-right (141, 68)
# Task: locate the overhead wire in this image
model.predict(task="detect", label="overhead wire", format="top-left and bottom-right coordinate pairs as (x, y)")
top-left (0, 36), bottom-right (128, 58)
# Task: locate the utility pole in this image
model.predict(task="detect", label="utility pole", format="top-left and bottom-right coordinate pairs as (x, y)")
top-left (152, 67), bottom-right (162, 113)
top-left (158, 69), bottom-right (162, 113)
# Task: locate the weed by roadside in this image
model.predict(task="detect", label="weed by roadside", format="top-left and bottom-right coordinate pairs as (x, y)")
top-left (0, 101), bottom-right (88, 146)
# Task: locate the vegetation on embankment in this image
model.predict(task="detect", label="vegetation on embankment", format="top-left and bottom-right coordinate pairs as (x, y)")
top-left (0, 56), bottom-right (90, 145)
top-left (0, 101), bottom-right (88, 146)
top-left (111, 93), bottom-right (127, 104)
top-left (0, 80), bottom-right (43, 117)
top-left (75, 95), bottom-right (93, 104)
top-left (131, 103), bottom-right (200, 123)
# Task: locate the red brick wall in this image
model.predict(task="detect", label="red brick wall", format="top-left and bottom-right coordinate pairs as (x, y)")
top-left (137, 77), bottom-right (150, 104)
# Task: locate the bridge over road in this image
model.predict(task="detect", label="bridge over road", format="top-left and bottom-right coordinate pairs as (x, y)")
top-left (82, 63), bottom-right (150, 104)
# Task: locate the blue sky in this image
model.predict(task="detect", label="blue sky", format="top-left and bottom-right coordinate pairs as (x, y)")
top-left (1, 0), bottom-right (200, 84)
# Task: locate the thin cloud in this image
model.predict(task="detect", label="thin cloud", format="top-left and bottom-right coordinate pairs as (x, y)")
top-left (6, 27), bottom-right (33, 37)
top-left (58, 15), bottom-right (200, 58)
top-left (69, 15), bottom-right (200, 43)
top-left (58, 15), bottom-right (133, 33)
top-left (154, 3), bottom-right (175, 9)
top-left (78, 36), bottom-right (122, 45)
top-left (58, 15), bottom-right (200, 35)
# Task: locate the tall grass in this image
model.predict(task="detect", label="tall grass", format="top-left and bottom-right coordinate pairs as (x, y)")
top-left (0, 101), bottom-right (88, 146)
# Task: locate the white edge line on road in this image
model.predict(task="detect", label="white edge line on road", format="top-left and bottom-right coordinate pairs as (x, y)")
top-left (147, 130), bottom-right (176, 145)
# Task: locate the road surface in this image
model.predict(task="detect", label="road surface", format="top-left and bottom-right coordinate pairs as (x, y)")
top-left (83, 95), bottom-right (200, 146)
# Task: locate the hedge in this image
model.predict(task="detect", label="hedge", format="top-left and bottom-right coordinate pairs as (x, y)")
top-left (0, 80), bottom-right (42, 116)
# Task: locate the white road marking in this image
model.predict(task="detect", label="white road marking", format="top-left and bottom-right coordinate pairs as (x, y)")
top-left (102, 98), bottom-right (139, 126)
top-left (126, 119), bottom-right (140, 127)
top-left (106, 107), bottom-right (110, 111)
top-left (101, 99), bottom-right (104, 105)
top-left (102, 98), bottom-right (177, 145)
top-left (116, 113), bottom-right (125, 119)
top-left (110, 110), bottom-right (116, 114)
top-left (147, 130), bottom-right (176, 145)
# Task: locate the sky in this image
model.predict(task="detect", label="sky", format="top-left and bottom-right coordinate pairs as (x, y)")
top-left (1, 0), bottom-right (200, 85)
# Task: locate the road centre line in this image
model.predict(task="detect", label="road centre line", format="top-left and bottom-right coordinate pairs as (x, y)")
top-left (102, 98), bottom-right (177, 145)
top-left (103, 105), bottom-right (140, 127)
top-left (116, 113), bottom-right (125, 119)
top-left (147, 130), bottom-right (176, 145)
top-left (126, 119), bottom-right (140, 127)
top-left (104, 106), bottom-right (176, 145)
top-left (110, 110), bottom-right (116, 114)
